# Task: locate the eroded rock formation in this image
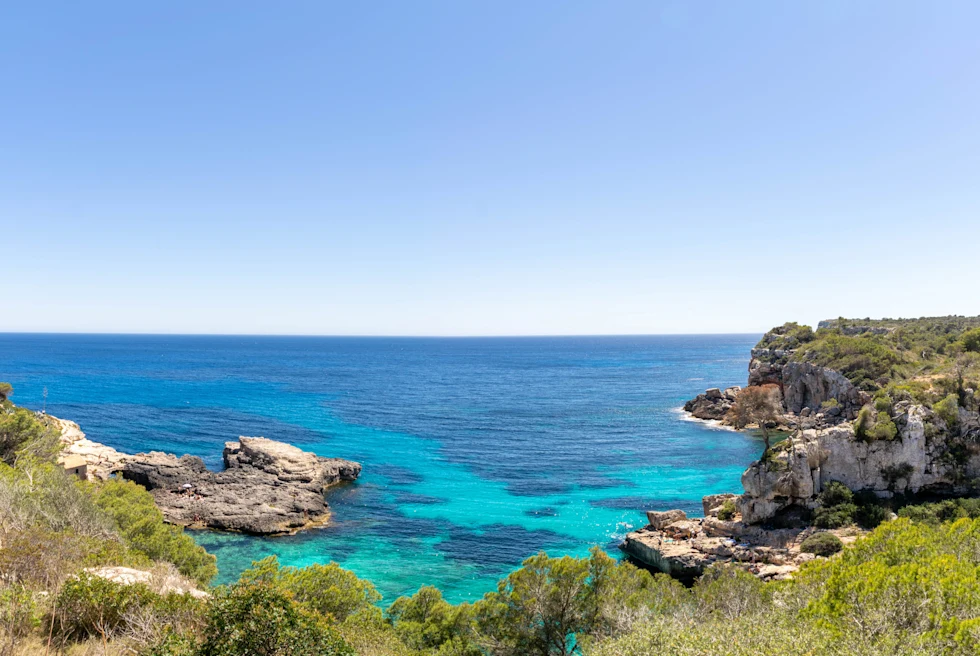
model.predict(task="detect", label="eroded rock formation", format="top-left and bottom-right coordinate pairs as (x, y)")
top-left (120, 437), bottom-right (361, 534)
top-left (679, 320), bottom-right (980, 526)
top-left (56, 418), bottom-right (361, 535)
top-left (683, 387), bottom-right (740, 421)
top-left (620, 506), bottom-right (852, 581)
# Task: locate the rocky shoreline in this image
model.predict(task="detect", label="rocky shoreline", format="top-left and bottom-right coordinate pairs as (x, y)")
top-left (621, 504), bottom-right (859, 582)
top-left (56, 418), bottom-right (361, 535)
top-left (623, 319), bottom-right (980, 581)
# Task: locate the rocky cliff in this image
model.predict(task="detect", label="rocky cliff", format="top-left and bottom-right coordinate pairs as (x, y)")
top-left (57, 419), bottom-right (361, 535)
top-left (677, 318), bottom-right (980, 526)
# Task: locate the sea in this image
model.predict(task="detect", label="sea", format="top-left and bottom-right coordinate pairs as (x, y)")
top-left (0, 333), bottom-right (762, 603)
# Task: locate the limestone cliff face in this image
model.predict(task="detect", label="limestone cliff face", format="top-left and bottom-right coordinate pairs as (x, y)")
top-left (737, 403), bottom-right (980, 524)
top-left (781, 362), bottom-right (868, 419)
top-left (683, 321), bottom-right (980, 525)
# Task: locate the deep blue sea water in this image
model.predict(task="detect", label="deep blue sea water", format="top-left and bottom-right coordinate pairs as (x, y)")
top-left (0, 333), bottom-right (761, 603)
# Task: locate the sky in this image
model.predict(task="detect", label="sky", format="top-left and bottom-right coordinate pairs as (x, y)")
top-left (1, 1), bottom-right (978, 336)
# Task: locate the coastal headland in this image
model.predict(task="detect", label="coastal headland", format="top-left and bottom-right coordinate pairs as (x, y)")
top-left (623, 316), bottom-right (980, 580)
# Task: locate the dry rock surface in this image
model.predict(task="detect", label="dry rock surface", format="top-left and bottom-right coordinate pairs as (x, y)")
top-left (84, 565), bottom-right (209, 599)
top-left (55, 418), bottom-right (361, 535)
top-left (56, 417), bottom-right (129, 479)
top-left (621, 506), bottom-right (854, 581)
top-left (121, 437), bottom-right (361, 534)
top-left (683, 387), bottom-right (740, 421)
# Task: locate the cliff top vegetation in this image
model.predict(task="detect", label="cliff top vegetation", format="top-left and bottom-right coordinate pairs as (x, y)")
top-left (758, 316), bottom-right (980, 403)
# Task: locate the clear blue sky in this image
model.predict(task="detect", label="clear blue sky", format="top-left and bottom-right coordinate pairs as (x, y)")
top-left (2, 1), bottom-right (978, 335)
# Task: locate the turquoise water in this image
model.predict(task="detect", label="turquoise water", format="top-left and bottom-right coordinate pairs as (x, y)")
top-left (0, 334), bottom-right (761, 603)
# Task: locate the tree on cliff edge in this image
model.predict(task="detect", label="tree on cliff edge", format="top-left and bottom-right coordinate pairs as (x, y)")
top-left (728, 384), bottom-right (783, 457)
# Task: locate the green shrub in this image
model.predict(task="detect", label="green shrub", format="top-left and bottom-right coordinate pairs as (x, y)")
top-left (387, 586), bottom-right (479, 654)
top-left (934, 393), bottom-right (960, 427)
top-left (855, 503), bottom-right (890, 529)
top-left (693, 565), bottom-right (770, 620)
top-left (874, 395), bottom-right (893, 413)
top-left (961, 328), bottom-right (980, 353)
top-left (794, 334), bottom-right (900, 391)
top-left (94, 479), bottom-right (217, 586)
top-left (199, 582), bottom-right (355, 656)
top-left (854, 406), bottom-right (898, 441)
top-left (0, 584), bottom-right (44, 646)
top-left (813, 503), bottom-right (857, 529)
top-left (819, 481), bottom-right (854, 507)
top-left (54, 572), bottom-right (158, 642)
top-left (0, 406), bottom-right (61, 464)
top-left (717, 499), bottom-right (737, 521)
top-left (854, 406), bottom-right (874, 441)
top-left (800, 532), bottom-right (844, 556)
top-left (238, 556), bottom-right (380, 623)
top-left (897, 499), bottom-right (980, 525)
top-left (870, 412), bottom-right (898, 441)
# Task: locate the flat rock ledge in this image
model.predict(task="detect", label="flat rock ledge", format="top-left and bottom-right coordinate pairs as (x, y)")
top-left (620, 505), bottom-right (857, 582)
top-left (55, 417), bottom-right (361, 535)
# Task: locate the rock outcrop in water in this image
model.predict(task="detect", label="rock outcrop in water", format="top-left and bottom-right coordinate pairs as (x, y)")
top-left (56, 419), bottom-right (361, 535)
top-left (683, 386), bottom-right (740, 421)
top-left (120, 437), bottom-right (361, 535)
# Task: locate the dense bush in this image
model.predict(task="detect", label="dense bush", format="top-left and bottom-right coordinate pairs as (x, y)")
top-left (94, 479), bottom-right (217, 586)
top-left (819, 481), bottom-right (853, 507)
top-left (800, 532), bottom-right (843, 556)
top-left (962, 328), bottom-right (980, 353)
top-left (238, 556), bottom-right (380, 623)
top-left (934, 393), bottom-right (960, 427)
top-left (54, 572), bottom-right (159, 642)
top-left (854, 406), bottom-right (899, 442)
top-left (855, 502), bottom-right (890, 529)
top-left (199, 582), bottom-right (355, 656)
top-left (897, 498), bottom-right (980, 525)
top-left (0, 406), bottom-right (61, 465)
top-left (795, 334), bottom-right (900, 391)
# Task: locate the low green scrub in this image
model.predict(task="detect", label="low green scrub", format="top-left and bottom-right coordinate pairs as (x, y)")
top-left (94, 479), bottom-right (217, 586)
top-left (853, 405), bottom-right (898, 441)
top-left (238, 556), bottom-right (381, 623)
top-left (812, 482), bottom-right (890, 530)
top-left (897, 498), bottom-right (980, 525)
top-left (800, 532), bottom-right (843, 556)
top-left (717, 499), bottom-right (737, 521)
top-left (198, 582), bottom-right (355, 656)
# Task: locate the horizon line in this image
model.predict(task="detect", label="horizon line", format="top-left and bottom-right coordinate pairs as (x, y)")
top-left (0, 330), bottom-right (765, 339)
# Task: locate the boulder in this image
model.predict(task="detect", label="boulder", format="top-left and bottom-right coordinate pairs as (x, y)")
top-left (620, 515), bottom-right (838, 581)
top-left (683, 386), bottom-right (741, 421)
top-left (781, 362), bottom-right (867, 417)
top-left (84, 566), bottom-right (209, 599)
top-left (646, 509), bottom-right (686, 530)
top-left (702, 493), bottom-right (738, 517)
